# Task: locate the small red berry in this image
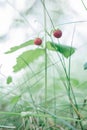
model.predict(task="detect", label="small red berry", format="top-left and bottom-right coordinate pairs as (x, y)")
top-left (34, 38), bottom-right (42, 45)
top-left (53, 29), bottom-right (62, 38)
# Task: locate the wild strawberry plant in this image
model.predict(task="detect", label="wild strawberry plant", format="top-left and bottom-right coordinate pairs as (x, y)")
top-left (0, 0), bottom-right (87, 130)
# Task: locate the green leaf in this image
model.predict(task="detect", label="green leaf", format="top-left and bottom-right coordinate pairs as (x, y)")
top-left (47, 41), bottom-right (76, 58)
top-left (11, 95), bottom-right (21, 104)
top-left (13, 48), bottom-right (44, 72)
top-left (6, 76), bottom-right (12, 84)
top-left (84, 62), bottom-right (87, 70)
top-left (5, 40), bottom-right (34, 54)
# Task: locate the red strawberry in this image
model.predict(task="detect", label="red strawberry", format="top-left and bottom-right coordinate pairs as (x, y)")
top-left (34, 38), bottom-right (42, 45)
top-left (53, 29), bottom-right (62, 38)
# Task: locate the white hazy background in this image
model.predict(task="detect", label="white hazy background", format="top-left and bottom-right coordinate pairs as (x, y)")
top-left (0, 0), bottom-right (87, 81)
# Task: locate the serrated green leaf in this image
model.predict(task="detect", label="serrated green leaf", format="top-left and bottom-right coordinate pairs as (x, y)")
top-left (5, 40), bottom-right (34, 54)
top-left (13, 48), bottom-right (44, 72)
top-left (6, 76), bottom-right (12, 84)
top-left (84, 62), bottom-right (87, 70)
top-left (47, 41), bottom-right (76, 58)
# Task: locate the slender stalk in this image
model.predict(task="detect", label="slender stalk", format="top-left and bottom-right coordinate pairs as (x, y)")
top-left (42, 0), bottom-right (48, 129)
top-left (53, 67), bottom-right (57, 125)
top-left (80, 0), bottom-right (87, 10)
top-left (68, 25), bottom-right (75, 98)
top-left (42, 0), bottom-right (48, 107)
top-left (41, 0), bottom-right (55, 29)
top-left (68, 25), bottom-right (76, 126)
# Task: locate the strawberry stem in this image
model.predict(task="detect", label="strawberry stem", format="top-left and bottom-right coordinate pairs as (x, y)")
top-left (43, 0), bottom-right (48, 108)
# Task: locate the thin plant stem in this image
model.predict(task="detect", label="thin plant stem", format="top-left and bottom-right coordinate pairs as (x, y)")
top-left (41, 1), bottom-right (49, 129)
top-left (68, 25), bottom-right (75, 99)
top-left (80, 0), bottom-right (87, 10)
top-left (53, 67), bottom-right (57, 125)
top-left (58, 20), bottom-right (87, 26)
top-left (41, 0), bottom-right (55, 29)
top-left (68, 25), bottom-right (75, 125)
top-left (42, 0), bottom-right (48, 108)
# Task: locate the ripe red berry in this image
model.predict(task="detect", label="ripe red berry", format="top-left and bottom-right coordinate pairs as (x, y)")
top-left (53, 29), bottom-right (62, 38)
top-left (34, 38), bottom-right (42, 45)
